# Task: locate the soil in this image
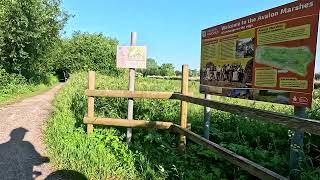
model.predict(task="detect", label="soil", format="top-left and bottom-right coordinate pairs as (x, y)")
top-left (0, 84), bottom-right (64, 180)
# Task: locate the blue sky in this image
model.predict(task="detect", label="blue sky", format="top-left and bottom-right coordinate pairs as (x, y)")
top-left (61, 0), bottom-right (320, 72)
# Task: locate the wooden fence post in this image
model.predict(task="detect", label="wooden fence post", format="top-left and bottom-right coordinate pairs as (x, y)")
top-left (179, 64), bottom-right (189, 151)
top-left (87, 71), bottom-right (96, 134)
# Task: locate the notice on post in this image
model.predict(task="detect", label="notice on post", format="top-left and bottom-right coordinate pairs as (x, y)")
top-left (116, 46), bottom-right (147, 69)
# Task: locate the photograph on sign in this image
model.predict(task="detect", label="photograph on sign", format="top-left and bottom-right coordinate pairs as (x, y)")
top-left (200, 0), bottom-right (320, 107)
top-left (116, 46), bottom-right (147, 69)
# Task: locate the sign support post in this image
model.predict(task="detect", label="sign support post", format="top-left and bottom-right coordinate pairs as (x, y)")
top-left (289, 106), bottom-right (306, 179)
top-left (179, 64), bottom-right (189, 151)
top-left (127, 32), bottom-right (137, 143)
top-left (204, 93), bottom-right (211, 140)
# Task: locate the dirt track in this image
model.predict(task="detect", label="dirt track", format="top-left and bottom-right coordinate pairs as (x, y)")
top-left (0, 84), bottom-right (63, 180)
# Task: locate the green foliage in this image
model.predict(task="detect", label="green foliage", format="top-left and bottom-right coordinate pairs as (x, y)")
top-left (138, 58), bottom-right (176, 77)
top-left (0, 66), bottom-right (58, 103)
top-left (48, 32), bottom-right (122, 76)
top-left (45, 72), bottom-right (320, 179)
top-left (189, 69), bottom-right (200, 77)
top-left (0, 0), bottom-right (68, 78)
top-left (159, 63), bottom-right (175, 77)
top-left (139, 58), bottom-right (160, 76)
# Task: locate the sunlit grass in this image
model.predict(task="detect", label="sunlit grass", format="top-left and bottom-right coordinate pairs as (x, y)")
top-left (45, 72), bottom-right (320, 179)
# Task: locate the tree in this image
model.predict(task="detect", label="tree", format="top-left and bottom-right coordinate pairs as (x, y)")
top-left (145, 58), bottom-right (160, 76)
top-left (159, 63), bottom-right (175, 76)
top-left (138, 58), bottom-right (160, 76)
top-left (137, 58), bottom-right (176, 77)
top-left (0, 0), bottom-right (68, 78)
top-left (48, 32), bottom-right (121, 76)
top-left (175, 70), bottom-right (182, 76)
top-left (189, 69), bottom-right (200, 77)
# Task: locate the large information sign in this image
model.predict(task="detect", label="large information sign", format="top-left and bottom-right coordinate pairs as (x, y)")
top-left (200, 0), bottom-right (320, 107)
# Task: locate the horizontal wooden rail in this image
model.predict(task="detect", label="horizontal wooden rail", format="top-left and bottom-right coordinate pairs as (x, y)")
top-left (82, 115), bottom-right (286, 179)
top-left (86, 90), bottom-right (194, 99)
top-left (170, 124), bottom-right (287, 180)
top-left (86, 90), bottom-right (175, 99)
top-left (173, 94), bottom-right (320, 136)
top-left (83, 117), bottom-right (173, 129)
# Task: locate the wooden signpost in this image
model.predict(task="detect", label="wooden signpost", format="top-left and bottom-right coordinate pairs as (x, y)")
top-left (116, 32), bottom-right (147, 143)
top-left (127, 32), bottom-right (136, 143)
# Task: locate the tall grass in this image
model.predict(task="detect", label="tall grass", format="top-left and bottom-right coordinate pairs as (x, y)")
top-left (45, 72), bottom-right (320, 179)
top-left (0, 67), bottom-right (59, 104)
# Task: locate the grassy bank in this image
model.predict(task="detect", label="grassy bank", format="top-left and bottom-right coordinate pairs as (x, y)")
top-left (0, 71), bottom-right (59, 105)
top-left (0, 83), bottom-right (57, 106)
top-left (45, 72), bottom-right (320, 179)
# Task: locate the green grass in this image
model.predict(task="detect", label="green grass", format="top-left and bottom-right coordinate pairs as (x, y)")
top-left (45, 72), bottom-right (320, 179)
top-left (0, 74), bottom-right (59, 105)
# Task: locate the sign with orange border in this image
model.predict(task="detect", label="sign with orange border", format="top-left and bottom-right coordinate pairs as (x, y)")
top-left (200, 0), bottom-right (320, 107)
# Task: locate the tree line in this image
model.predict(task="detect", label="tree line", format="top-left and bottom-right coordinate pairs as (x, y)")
top-left (0, 0), bottom-right (199, 85)
top-left (137, 59), bottom-right (199, 77)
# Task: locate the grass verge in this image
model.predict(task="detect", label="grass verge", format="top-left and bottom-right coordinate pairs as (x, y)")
top-left (0, 83), bottom-right (59, 106)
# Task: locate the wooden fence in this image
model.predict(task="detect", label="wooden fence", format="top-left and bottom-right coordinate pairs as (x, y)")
top-left (83, 65), bottom-right (320, 180)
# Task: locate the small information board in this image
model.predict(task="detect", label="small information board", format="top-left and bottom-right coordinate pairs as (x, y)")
top-left (116, 46), bottom-right (147, 69)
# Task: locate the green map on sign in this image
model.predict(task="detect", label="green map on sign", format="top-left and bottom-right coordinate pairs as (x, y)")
top-left (255, 46), bottom-right (313, 76)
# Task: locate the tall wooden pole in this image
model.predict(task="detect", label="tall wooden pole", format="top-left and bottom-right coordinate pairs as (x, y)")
top-left (179, 64), bottom-right (189, 151)
top-left (87, 71), bottom-right (95, 134)
top-left (127, 32), bottom-right (137, 143)
top-left (204, 94), bottom-right (211, 140)
top-left (289, 106), bottom-right (305, 179)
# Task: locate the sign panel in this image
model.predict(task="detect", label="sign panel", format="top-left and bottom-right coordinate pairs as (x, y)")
top-left (200, 0), bottom-right (320, 107)
top-left (116, 46), bottom-right (147, 69)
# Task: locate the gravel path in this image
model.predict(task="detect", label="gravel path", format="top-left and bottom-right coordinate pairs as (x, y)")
top-left (0, 84), bottom-right (63, 180)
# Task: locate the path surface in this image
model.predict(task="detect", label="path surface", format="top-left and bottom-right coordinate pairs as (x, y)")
top-left (0, 84), bottom-right (63, 180)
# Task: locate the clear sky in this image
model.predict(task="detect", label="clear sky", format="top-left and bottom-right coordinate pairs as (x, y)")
top-left (61, 0), bottom-right (320, 72)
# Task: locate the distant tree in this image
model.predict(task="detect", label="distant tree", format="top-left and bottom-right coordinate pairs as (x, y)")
top-left (189, 69), bottom-right (200, 77)
top-left (138, 58), bottom-right (176, 77)
top-left (175, 70), bottom-right (182, 76)
top-left (159, 63), bottom-right (175, 76)
top-left (0, 0), bottom-right (68, 78)
top-left (138, 58), bottom-right (160, 76)
top-left (315, 73), bottom-right (320, 80)
top-left (147, 58), bottom-right (158, 69)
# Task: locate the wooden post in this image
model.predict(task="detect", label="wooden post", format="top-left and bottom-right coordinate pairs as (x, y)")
top-left (179, 64), bottom-right (189, 151)
top-left (127, 32), bottom-right (137, 143)
top-left (289, 106), bottom-right (306, 179)
top-left (204, 93), bottom-right (211, 140)
top-left (87, 71), bottom-right (95, 134)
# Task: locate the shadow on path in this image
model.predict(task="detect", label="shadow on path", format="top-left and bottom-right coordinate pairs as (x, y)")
top-left (46, 170), bottom-right (87, 180)
top-left (0, 127), bottom-right (87, 180)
